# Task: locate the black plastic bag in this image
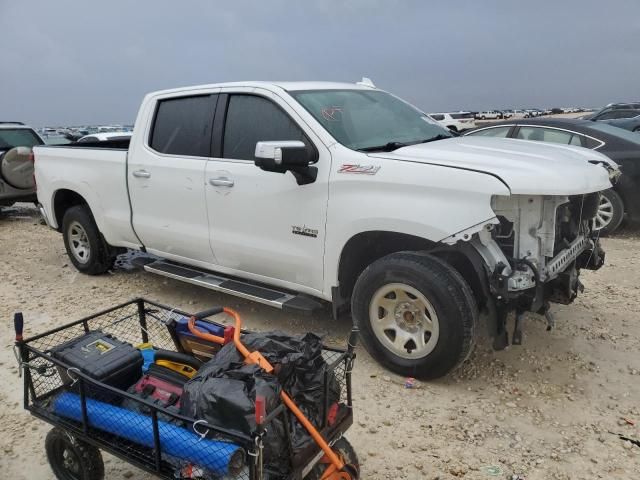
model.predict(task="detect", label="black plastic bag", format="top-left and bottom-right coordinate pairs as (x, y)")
top-left (181, 331), bottom-right (339, 472)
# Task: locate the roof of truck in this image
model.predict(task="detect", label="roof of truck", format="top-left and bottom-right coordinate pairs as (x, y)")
top-left (148, 81), bottom-right (377, 97)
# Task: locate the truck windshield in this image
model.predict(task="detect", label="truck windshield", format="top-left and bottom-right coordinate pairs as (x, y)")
top-left (290, 89), bottom-right (452, 151)
top-left (0, 128), bottom-right (43, 150)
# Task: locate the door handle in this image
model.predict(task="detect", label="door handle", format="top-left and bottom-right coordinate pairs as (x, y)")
top-left (132, 169), bottom-right (151, 178)
top-left (209, 177), bottom-right (234, 187)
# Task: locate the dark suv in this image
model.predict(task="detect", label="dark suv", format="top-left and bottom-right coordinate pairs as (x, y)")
top-left (0, 122), bottom-right (44, 207)
top-left (587, 102), bottom-right (640, 121)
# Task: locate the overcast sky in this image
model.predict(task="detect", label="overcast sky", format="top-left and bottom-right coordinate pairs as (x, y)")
top-left (1, 0), bottom-right (639, 126)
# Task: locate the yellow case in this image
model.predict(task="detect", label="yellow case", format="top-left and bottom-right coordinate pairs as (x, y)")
top-left (155, 359), bottom-right (197, 379)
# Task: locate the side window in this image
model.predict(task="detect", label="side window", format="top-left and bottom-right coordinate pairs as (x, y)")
top-left (583, 136), bottom-right (602, 149)
top-left (595, 110), bottom-right (637, 120)
top-left (569, 134), bottom-right (584, 146)
top-left (430, 114), bottom-right (445, 121)
top-left (468, 126), bottom-right (511, 138)
top-left (150, 95), bottom-right (216, 157)
top-left (516, 127), bottom-right (572, 144)
top-left (223, 95), bottom-right (309, 161)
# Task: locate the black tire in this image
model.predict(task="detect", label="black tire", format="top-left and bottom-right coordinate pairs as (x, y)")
top-left (62, 205), bottom-right (115, 274)
top-left (480, 116), bottom-right (486, 120)
top-left (447, 125), bottom-right (458, 132)
top-left (596, 189), bottom-right (624, 236)
top-left (352, 252), bottom-right (477, 380)
top-left (306, 438), bottom-right (359, 480)
top-left (45, 428), bottom-right (104, 480)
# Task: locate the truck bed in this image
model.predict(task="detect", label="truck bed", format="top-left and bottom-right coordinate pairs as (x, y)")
top-left (33, 144), bottom-right (140, 248)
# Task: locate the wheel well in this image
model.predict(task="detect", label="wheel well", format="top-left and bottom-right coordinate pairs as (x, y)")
top-left (334, 231), bottom-right (489, 318)
top-left (447, 125), bottom-right (458, 132)
top-left (53, 189), bottom-right (87, 230)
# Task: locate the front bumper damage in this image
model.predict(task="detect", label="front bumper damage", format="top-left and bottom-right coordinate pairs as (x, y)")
top-left (463, 193), bottom-right (606, 350)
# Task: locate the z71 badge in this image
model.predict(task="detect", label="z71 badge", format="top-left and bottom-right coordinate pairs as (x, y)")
top-left (338, 164), bottom-right (381, 175)
top-left (292, 225), bottom-right (318, 238)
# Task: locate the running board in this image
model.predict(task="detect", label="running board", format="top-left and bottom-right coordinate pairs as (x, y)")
top-left (144, 261), bottom-right (323, 314)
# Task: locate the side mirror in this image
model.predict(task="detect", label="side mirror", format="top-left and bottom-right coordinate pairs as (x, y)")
top-left (254, 140), bottom-right (312, 167)
top-left (254, 140), bottom-right (318, 185)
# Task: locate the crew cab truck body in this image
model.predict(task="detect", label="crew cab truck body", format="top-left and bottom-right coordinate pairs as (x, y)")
top-left (35, 81), bottom-right (613, 379)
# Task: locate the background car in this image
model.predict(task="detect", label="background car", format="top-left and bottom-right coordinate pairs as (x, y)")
top-left (428, 112), bottom-right (476, 132)
top-left (602, 114), bottom-right (640, 133)
top-left (586, 102), bottom-right (640, 121)
top-left (464, 118), bottom-right (640, 234)
top-left (78, 131), bottom-right (133, 143)
top-left (523, 109), bottom-right (541, 118)
top-left (0, 122), bottom-right (44, 207)
top-left (475, 110), bottom-right (500, 120)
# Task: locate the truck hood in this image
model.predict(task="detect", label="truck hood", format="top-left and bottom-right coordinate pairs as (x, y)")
top-left (369, 137), bottom-right (614, 195)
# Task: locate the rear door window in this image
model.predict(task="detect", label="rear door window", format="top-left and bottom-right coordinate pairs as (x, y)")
top-left (467, 126), bottom-right (511, 138)
top-left (516, 127), bottom-right (573, 144)
top-left (569, 134), bottom-right (585, 146)
top-left (222, 95), bottom-right (310, 161)
top-left (149, 95), bottom-right (217, 157)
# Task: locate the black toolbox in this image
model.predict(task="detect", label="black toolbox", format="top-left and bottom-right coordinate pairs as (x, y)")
top-left (51, 330), bottom-right (143, 391)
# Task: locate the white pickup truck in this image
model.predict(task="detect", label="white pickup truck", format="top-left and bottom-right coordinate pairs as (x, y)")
top-left (34, 80), bottom-right (615, 379)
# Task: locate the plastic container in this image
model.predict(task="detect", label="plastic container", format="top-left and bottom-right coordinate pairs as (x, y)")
top-left (51, 330), bottom-right (143, 391)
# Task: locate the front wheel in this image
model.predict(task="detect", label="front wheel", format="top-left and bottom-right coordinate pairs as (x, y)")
top-left (593, 189), bottom-right (624, 236)
top-left (306, 438), bottom-right (359, 480)
top-left (352, 252), bottom-right (477, 380)
top-left (45, 428), bottom-right (104, 480)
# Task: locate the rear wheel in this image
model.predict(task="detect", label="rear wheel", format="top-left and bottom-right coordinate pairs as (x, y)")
top-left (62, 205), bottom-right (115, 274)
top-left (352, 252), bottom-right (477, 380)
top-left (593, 189), bottom-right (624, 236)
top-left (45, 428), bottom-right (104, 480)
top-left (306, 438), bottom-right (359, 480)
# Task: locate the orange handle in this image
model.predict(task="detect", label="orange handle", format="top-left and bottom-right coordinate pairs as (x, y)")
top-left (187, 316), bottom-right (225, 345)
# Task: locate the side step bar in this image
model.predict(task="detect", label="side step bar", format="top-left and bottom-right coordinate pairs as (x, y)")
top-left (144, 260), bottom-right (323, 314)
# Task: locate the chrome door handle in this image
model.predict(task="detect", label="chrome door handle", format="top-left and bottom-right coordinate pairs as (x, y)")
top-left (132, 169), bottom-right (151, 178)
top-left (209, 177), bottom-right (234, 187)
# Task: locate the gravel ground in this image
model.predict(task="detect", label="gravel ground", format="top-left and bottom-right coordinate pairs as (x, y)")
top-left (1, 204), bottom-right (638, 479)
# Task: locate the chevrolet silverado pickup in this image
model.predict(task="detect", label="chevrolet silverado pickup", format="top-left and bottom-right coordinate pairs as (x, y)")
top-left (34, 80), bottom-right (615, 379)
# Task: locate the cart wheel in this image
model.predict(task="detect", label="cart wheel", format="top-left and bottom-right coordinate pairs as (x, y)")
top-left (306, 438), bottom-right (359, 479)
top-left (45, 428), bottom-right (104, 480)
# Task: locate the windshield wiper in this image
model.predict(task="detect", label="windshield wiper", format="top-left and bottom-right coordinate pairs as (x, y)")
top-left (357, 141), bottom-right (408, 152)
top-left (416, 134), bottom-right (453, 143)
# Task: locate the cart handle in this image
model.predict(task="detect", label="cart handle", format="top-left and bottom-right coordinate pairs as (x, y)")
top-left (14, 312), bottom-right (24, 342)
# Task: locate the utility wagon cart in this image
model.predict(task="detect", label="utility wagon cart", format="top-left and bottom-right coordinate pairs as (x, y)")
top-left (14, 298), bottom-right (359, 480)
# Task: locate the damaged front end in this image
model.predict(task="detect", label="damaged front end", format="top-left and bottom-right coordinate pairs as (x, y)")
top-left (462, 193), bottom-right (605, 349)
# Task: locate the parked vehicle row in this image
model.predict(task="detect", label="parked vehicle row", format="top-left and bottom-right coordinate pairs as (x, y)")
top-left (33, 80), bottom-right (614, 380)
top-left (465, 118), bottom-right (639, 234)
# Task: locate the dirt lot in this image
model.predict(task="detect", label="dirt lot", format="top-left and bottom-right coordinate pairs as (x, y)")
top-left (1, 204), bottom-right (638, 479)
